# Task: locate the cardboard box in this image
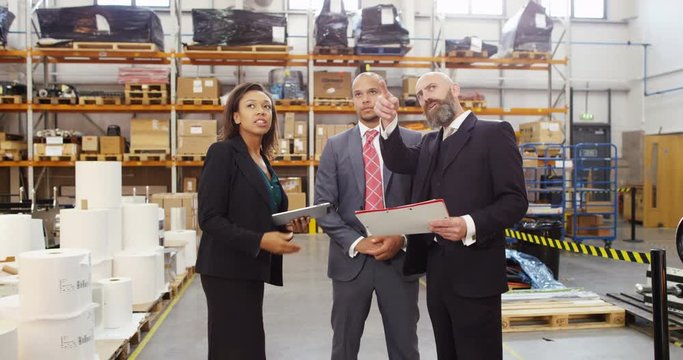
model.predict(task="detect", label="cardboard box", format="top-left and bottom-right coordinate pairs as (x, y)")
top-left (278, 139), bottom-right (290, 155)
top-left (131, 118), bottom-right (170, 151)
top-left (150, 193), bottom-right (199, 231)
top-left (176, 77), bottom-right (220, 100)
top-left (178, 136), bottom-right (215, 155)
top-left (283, 113), bottom-right (296, 139)
top-left (1, 141), bottom-right (27, 151)
top-left (315, 124), bottom-right (327, 140)
top-left (286, 192), bottom-right (306, 210)
top-left (293, 138), bottom-right (306, 154)
top-left (567, 214), bottom-right (605, 236)
top-left (295, 120), bottom-right (307, 138)
top-left (402, 76), bottom-right (419, 97)
top-left (0, 132), bottom-right (4, 141)
top-left (81, 136), bottom-right (98, 152)
top-left (178, 119), bottom-right (217, 137)
top-left (34, 143), bottom-right (79, 157)
top-left (183, 177), bottom-right (198, 193)
top-left (519, 121), bottom-right (564, 144)
top-left (314, 71), bottom-right (352, 99)
top-left (280, 177), bottom-right (302, 193)
top-left (333, 125), bottom-right (349, 136)
top-left (99, 136), bottom-right (125, 154)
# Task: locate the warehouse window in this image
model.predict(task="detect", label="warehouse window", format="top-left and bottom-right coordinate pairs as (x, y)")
top-left (437, 0), bottom-right (503, 16)
top-left (540, 0), bottom-right (606, 19)
top-left (289, 0), bottom-right (359, 12)
top-left (96, 0), bottom-right (170, 7)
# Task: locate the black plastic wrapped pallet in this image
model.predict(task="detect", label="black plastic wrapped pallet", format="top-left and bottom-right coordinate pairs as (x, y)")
top-left (500, 1), bottom-right (553, 54)
top-left (314, 0), bottom-right (348, 48)
top-left (445, 37), bottom-right (498, 57)
top-left (0, 7), bottom-right (15, 46)
top-left (354, 4), bottom-right (409, 46)
top-left (192, 9), bottom-right (287, 46)
top-left (35, 6), bottom-right (164, 50)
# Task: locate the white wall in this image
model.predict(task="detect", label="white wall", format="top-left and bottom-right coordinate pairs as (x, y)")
top-left (0, 0), bottom-right (659, 153)
top-left (629, 0), bottom-right (683, 135)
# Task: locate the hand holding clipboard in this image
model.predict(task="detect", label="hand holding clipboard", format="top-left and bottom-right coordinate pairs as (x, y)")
top-left (354, 199), bottom-right (449, 236)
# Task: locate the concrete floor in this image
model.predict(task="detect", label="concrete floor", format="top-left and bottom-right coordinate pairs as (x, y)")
top-left (138, 223), bottom-right (683, 359)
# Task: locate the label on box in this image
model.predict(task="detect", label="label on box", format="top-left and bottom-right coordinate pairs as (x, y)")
top-left (190, 126), bottom-right (203, 135)
top-left (272, 26), bottom-right (285, 44)
top-left (548, 123), bottom-right (560, 132)
top-left (46, 136), bottom-right (63, 145)
top-left (381, 7), bottom-right (394, 25)
top-left (296, 124), bottom-right (304, 135)
top-left (46, 145), bottom-right (63, 156)
top-left (541, 122), bottom-right (550, 130)
top-left (294, 139), bottom-right (305, 153)
top-left (152, 119), bottom-right (159, 130)
top-left (535, 14), bottom-right (547, 28)
top-left (317, 127), bottom-right (324, 136)
top-left (470, 37), bottom-right (483, 53)
top-left (193, 80), bottom-right (203, 93)
top-left (204, 80), bottom-right (214, 87)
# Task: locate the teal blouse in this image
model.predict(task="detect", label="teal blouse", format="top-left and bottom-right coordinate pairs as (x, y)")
top-left (257, 163), bottom-right (283, 214)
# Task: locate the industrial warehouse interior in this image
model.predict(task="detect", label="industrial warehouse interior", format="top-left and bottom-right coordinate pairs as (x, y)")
top-left (1, 0), bottom-right (682, 359)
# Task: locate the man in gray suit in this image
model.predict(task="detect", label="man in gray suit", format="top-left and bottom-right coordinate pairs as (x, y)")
top-left (315, 72), bottom-right (422, 360)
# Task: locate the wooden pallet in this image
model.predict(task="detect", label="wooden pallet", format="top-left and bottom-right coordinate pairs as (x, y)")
top-left (69, 42), bottom-right (158, 52)
top-left (313, 46), bottom-right (354, 55)
top-left (460, 100), bottom-right (487, 109)
top-left (511, 51), bottom-right (550, 60)
top-left (274, 153), bottom-right (307, 161)
top-left (0, 95), bottom-right (23, 104)
top-left (313, 98), bottom-right (353, 107)
top-left (124, 153), bottom-right (168, 161)
top-left (446, 49), bottom-right (490, 58)
top-left (125, 90), bottom-right (167, 99)
top-left (124, 98), bottom-right (167, 105)
top-left (36, 154), bottom-right (78, 161)
top-left (275, 98), bottom-right (306, 106)
top-left (79, 153), bottom-right (123, 161)
top-left (186, 44), bottom-right (290, 54)
top-left (177, 97), bottom-right (220, 105)
top-left (176, 154), bottom-right (206, 161)
top-left (125, 83), bottom-right (167, 92)
top-left (78, 96), bottom-right (122, 105)
top-left (355, 45), bottom-right (411, 56)
top-left (34, 97), bottom-right (77, 105)
top-left (501, 300), bottom-right (625, 332)
top-left (129, 147), bottom-right (170, 154)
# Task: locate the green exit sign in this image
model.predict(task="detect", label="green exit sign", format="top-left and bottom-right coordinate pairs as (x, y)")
top-left (580, 112), bottom-right (594, 121)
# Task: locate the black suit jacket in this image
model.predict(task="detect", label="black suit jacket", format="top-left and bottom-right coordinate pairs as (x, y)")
top-left (380, 113), bottom-right (528, 297)
top-left (196, 136), bottom-right (288, 286)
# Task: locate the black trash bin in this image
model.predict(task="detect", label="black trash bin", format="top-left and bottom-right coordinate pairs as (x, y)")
top-left (515, 219), bottom-right (562, 280)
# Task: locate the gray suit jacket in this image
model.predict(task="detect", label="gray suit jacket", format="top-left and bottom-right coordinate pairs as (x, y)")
top-left (315, 125), bottom-right (422, 282)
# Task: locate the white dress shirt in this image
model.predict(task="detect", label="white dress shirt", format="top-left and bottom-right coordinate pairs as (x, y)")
top-left (380, 111), bottom-right (477, 246)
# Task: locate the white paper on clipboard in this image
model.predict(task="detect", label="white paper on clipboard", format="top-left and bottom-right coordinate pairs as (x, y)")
top-left (354, 199), bottom-right (449, 236)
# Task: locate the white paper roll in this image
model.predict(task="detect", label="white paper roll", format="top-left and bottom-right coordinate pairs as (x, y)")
top-left (122, 203), bottom-right (160, 252)
top-left (18, 248), bottom-right (92, 320)
top-left (106, 207), bottom-right (123, 256)
top-left (92, 257), bottom-right (113, 282)
top-left (164, 230), bottom-right (197, 269)
top-left (98, 277), bottom-right (132, 329)
top-left (18, 306), bottom-right (96, 360)
top-left (30, 219), bottom-right (46, 251)
top-left (121, 196), bottom-right (145, 204)
top-left (60, 209), bottom-right (109, 262)
top-left (0, 214), bottom-right (32, 260)
top-left (0, 320), bottom-right (18, 360)
top-left (0, 295), bottom-right (20, 322)
top-left (113, 251), bottom-right (159, 305)
top-left (170, 207), bottom-right (186, 231)
top-left (75, 161), bottom-right (122, 209)
top-left (165, 243), bottom-right (187, 272)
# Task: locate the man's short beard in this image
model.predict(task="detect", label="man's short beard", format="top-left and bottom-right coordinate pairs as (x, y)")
top-left (361, 114), bottom-right (380, 123)
top-left (424, 92), bottom-right (458, 128)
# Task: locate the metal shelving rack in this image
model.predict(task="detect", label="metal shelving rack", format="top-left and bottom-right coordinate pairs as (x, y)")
top-left (519, 143), bottom-right (569, 239)
top-left (570, 143), bottom-right (618, 246)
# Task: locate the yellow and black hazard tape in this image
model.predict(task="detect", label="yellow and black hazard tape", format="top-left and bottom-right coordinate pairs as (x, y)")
top-left (617, 187), bottom-right (634, 193)
top-left (505, 229), bottom-right (652, 264)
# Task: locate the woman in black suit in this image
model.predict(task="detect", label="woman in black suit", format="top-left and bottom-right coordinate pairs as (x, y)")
top-left (197, 82), bottom-right (308, 360)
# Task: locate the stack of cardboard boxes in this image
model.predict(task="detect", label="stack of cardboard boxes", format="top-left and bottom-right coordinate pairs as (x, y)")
top-left (130, 118), bottom-right (170, 155)
top-left (519, 121), bottom-right (564, 145)
top-left (81, 135), bottom-right (125, 157)
top-left (401, 76), bottom-right (418, 106)
top-left (279, 112), bottom-right (308, 159)
top-left (176, 77), bottom-right (221, 105)
top-left (314, 123), bottom-right (355, 160)
top-left (33, 137), bottom-right (79, 160)
top-left (150, 193), bottom-right (199, 232)
top-left (177, 119), bottom-right (217, 157)
top-left (0, 132), bottom-right (27, 160)
top-left (124, 83), bottom-right (168, 105)
top-left (280, 177), bottom-right (306, 210)
top-left (313, 71), bottom-right (352, 105)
